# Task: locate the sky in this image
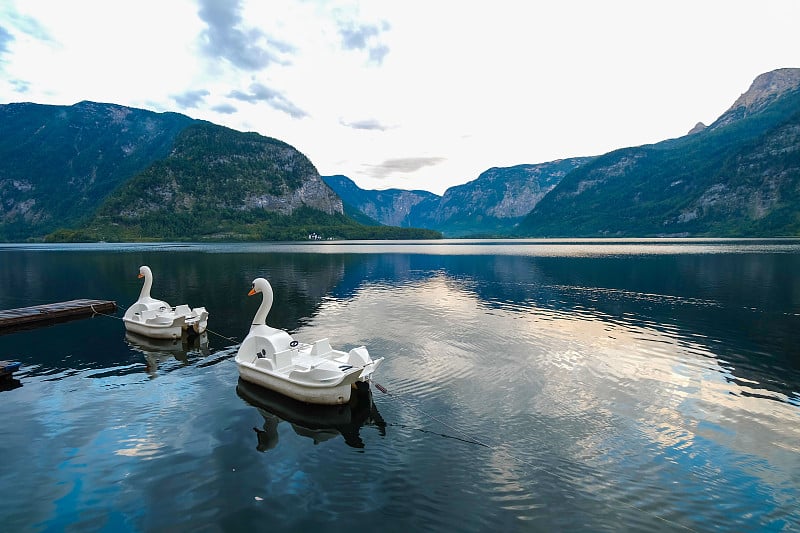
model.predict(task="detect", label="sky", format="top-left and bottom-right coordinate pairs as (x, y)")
top-left (1, 1), bottom-right (798, 195)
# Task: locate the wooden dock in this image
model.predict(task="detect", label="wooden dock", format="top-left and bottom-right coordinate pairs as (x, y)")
top-left (0, 299), bottom-right (117, 332)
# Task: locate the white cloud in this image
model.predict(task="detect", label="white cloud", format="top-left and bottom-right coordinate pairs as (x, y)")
top-left (197, 0), bottom-right (295, 71)
top-left (171, 89), bottom-right (210, 109)
top-left (1, 0), bottom-right (799, 194)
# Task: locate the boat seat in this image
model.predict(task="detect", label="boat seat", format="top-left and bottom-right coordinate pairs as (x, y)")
top-left (347, 346), bottom-right (371, 366)
top-left (174, 304), bottom-right (191, 316)
top-left (240, 328), bottom-right (292, 360)
top-left (289, 366), bottom-right (342, 384)
top-left (310, 338), bottom-right (333, 357)
top-left (148, 315), bottom-right (174, 326)
top-left (140, 309), bottom-right (158, 320)
top-left (255, 357), bottom-right (274, 371)
top-left (273, 348), bottom-right (294, 369)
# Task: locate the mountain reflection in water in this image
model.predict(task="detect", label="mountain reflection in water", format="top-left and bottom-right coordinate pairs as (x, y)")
top-left (0, 240), bottom-right (798, 532)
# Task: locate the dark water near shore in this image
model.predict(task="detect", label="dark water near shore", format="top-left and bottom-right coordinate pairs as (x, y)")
top-left (1, 239), bottom-right (799, 532)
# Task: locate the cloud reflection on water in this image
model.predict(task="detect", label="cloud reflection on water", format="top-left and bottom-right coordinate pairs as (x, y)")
top-left (302, 273), bottom-right (800, 519)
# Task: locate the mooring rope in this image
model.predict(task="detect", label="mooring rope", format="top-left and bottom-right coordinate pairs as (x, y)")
top-left (89, 303), bottom-right (241, 346)
top-left (90, 303), bottom-right (123, 320)
top-left (384, 422), bottom-right (494, 447)
top-left (372, 380), bottom-right (700, 533)
top-left (373, 382), bottom-right (490, 448)
top-left (205, 328), bottom-right (240, 344)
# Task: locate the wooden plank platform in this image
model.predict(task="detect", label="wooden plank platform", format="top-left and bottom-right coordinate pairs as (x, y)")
top-left (0, 299), bottom-right (117, 332)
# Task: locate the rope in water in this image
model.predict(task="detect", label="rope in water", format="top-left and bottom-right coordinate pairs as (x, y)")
top-left (373, 382), bottom-right (490, 448)
top-left (205, 328), bottom-right (239, 344)
top-left (90, 303), bottom-right (241, 345)
top-left (372, 380), bottom-right (700, 533)
top-left (91, 303), bottom-right (123, 319)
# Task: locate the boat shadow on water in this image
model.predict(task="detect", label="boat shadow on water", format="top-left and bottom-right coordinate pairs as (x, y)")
top-left (236, 378), bottom-right (386, 450)
top-left (0, 375), bottom-right (22, 392)
top-left (0, 361), bottom-right (22, 392)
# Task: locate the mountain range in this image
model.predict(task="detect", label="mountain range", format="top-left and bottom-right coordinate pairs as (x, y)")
top-left (325, 68), bottom-right (800, 237)
top-left (518, 68), bottom-right (800, 236)
top-left (1, 68), bottom-right (798, 241)
top-left (0, 102), bottom-right (438, 241)
top-left (324, 157), bottom-right (593, 237)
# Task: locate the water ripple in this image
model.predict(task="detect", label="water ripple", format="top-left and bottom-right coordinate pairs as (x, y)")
top-left (2, 244), bottom-right (799, 531)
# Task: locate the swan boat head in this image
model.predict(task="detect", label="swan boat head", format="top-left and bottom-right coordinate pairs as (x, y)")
top-left (236, 277), bottom-right (295, 361)
top-left (248, 277), bottom-right (275, 326)
top-left (135, 265), bottom-right (171, 308)
top-left (123, 265), bottom-right (173, 321)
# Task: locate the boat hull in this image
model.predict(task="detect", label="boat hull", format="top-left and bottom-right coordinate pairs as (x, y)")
top-left (122, 307), bottom-right (208, 340)
top-left (236, 361), bottom-right (360, 405)
top-left (123, 318), bottom-right (184, 339)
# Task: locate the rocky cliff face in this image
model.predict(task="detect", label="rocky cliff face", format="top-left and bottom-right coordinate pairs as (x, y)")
top-left (355, 189), bottom-right (435, 227)
top-left (670, 117), bottom-right (800, 230)
top-left (88, 122), bottom-right (344, 239)
top-left (429, 159), bottom-right (593, 224)
top-left (322, 175), bottom-right (438, 227)
top-left (0, 101), bottom-right (196, 238)
top-left (712, 68), bottom-right (800, 129)
top-left (0, 102), bottom-right (342, 240)
top-left (326, 159), bottom-right (595, 236)
top-left (517, 68), bottom-right (800, 237)
top-left (118, 123), bottom-right (343, 217)
top-left (688, 122), bottom-right (707, 135)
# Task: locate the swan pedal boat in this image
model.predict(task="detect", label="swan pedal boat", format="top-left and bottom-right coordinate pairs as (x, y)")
top-left (123, 266), bottom-right (209, 340)
top-left (235, 277), bottom-right (383, 405)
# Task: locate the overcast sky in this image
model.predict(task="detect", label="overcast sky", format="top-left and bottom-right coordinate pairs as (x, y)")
top-left (1, 1), bottom-right (798, 195)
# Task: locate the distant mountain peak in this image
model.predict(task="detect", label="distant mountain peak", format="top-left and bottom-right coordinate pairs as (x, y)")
top-left (713, 68), bottom-right (800, 128)
top-left (688, 122), bottom-right (707, 135)
top-left (731, 68), bottom-right (800, 110)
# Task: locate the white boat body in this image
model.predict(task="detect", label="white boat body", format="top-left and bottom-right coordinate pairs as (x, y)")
top-left (122, 265), bottom-right (209, 340)
top-left (235, 278), bottom-right (383, 405)
top-left (123, 303), bottom-right (209, 339)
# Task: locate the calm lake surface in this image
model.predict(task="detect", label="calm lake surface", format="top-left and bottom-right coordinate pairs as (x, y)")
top-left (1, 239), bottom-right (799, 532)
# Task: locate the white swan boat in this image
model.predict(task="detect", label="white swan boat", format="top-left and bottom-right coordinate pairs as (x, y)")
top-left (235, 277), bottom-right (383, 405)
top-left (123, 266), bottom-right (209, 340)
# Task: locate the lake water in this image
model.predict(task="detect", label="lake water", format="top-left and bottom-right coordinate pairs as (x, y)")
top-left (1, 239), bottom-right (799, 532)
